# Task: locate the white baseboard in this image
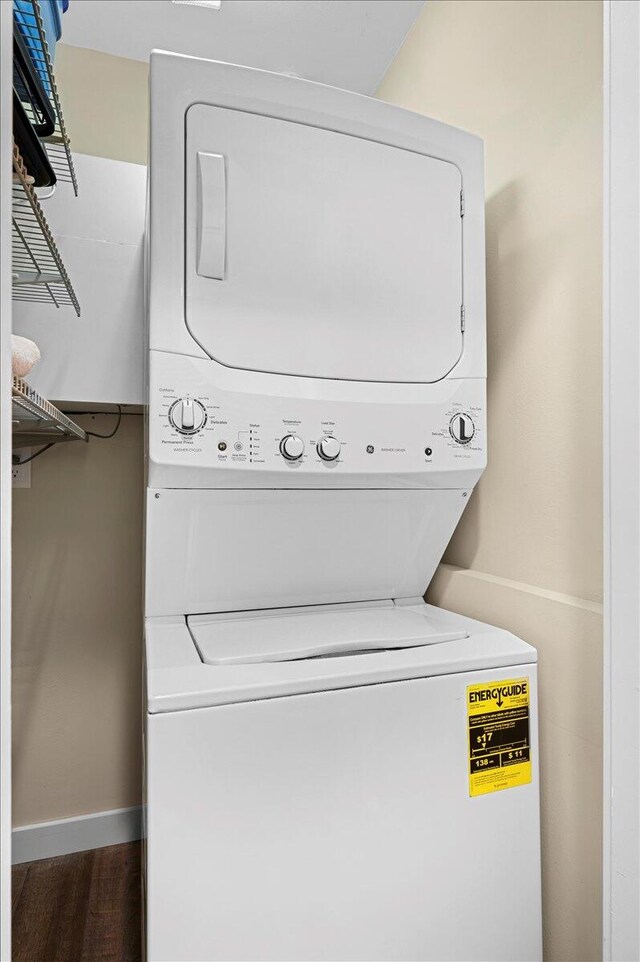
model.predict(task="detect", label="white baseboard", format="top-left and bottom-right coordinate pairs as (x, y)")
top-left (12, 805), bottom-right (143, 865)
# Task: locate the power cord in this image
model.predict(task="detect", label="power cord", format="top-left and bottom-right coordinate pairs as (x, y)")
top-left (84, 405), bottom-right (122, 439)
top-left (12, 444), bottom-right (54, 465)
top-left (12, 405), bottom-right (124, 466)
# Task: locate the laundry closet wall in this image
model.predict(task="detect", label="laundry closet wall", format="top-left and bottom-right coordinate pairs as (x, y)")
top-left (11, 49), bottom-right (148, 828)
top-left (378, 2), bottom-right (603, 960)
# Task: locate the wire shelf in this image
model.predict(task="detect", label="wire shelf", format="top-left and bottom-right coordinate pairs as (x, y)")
top-left (12, 143), bottom-right (81, 314)
top-left (13, 0), bottom-right (78, 194)
top-left (12, 375), bottom-right (87, 449)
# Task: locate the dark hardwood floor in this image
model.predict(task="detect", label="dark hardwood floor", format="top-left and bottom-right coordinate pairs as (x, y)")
top-left (12, 841), bottom-right (142, 962)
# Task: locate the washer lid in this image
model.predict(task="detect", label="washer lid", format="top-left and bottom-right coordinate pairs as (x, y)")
top-left (188, 603), bottom-right (468, 666)
top-left (146, 606), bottom-right (537, 713)
top-left (185, 104), bottom-right (463, 383)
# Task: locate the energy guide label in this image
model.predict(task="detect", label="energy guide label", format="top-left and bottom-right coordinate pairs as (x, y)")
top-left (467, 677), bottom-right (532, 797)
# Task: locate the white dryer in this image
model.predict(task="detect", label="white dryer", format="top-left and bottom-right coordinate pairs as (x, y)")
top-left (145, 52), bottom-right (542, 962)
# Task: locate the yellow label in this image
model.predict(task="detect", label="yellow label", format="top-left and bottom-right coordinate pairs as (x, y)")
top-left (467, 677), bottom-right (531, 797)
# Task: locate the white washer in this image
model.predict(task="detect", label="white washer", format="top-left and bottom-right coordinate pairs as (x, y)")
top-left (146, 603), bottom-right (541, 962)
top-left (145, 52), bottom-right (542, 962)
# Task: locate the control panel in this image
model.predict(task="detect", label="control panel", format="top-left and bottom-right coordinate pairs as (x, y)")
top-left (149, 351), bottom-right (485, 488)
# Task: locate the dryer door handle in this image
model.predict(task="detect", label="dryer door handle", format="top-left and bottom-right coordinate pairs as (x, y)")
top-left (196, 152), bottom-right (226, 280)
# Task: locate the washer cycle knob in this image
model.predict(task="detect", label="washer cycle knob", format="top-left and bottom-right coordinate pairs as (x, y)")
top-left (169, 397), bottom-right (207, 434)
top-left (317, 436), bottom-right (341, 461)
top-left (280, 434), bottom-right (305, 461)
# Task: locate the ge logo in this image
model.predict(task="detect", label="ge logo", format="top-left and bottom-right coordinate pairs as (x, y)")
top-left (366, 445), bottom-right (375, 454)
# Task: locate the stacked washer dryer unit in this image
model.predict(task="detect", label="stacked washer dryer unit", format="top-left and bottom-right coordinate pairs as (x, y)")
top-left (145, 51), bottom-right (542, 962)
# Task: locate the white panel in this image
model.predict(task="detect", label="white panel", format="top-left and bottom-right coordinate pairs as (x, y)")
top-left (14, 238), bottom-right (144, 404)
top-left (38, 154), bottom-right (146, 245)
top-left (186, 105), bottom-right (462, 383)
top-left (604, 3), bottom-right (640, 959)
top-left (146, 664), bottom-right (541, 961)
top-left (12, 154), bottom-right (145, 404)
top-left (145, 488), bottom-right (469, 617)
top-left (189, 603), bottom-right (467, 664)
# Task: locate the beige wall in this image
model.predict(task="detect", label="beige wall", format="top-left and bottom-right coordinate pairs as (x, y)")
top-left (12, 414), bottom-right (143, 825)
top-left (378, 2), bottom-right (603, 960)
top-left (12, 47), bottom-right (148, 827)
top-left (14, 17), bottom-right (603, 959)
top-left (56, 46), bottom-right (149, 165)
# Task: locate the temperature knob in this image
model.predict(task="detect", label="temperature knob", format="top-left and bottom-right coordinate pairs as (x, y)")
top-left (169, 397), bottom-right (207, 434)
top-left (317, 436), bottom-right (341, 461)
top-left (449, 413), bottom-right (475, 445)
top-left (280, 434), bottom-right (305, 461)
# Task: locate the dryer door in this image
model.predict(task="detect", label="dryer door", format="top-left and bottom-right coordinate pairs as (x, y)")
top-left (185, 104), bottom-right (463, 383)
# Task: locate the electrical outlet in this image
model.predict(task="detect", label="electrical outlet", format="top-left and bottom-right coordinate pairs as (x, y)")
top-left (12, 452), bottom-right (31, 488)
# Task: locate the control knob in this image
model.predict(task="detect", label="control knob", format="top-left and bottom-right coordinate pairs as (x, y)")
top-left (449, 413), bottom-right (475, 445)
top-left (317, 436), bottom-right (341, 461)
top-left (280, 434), bottom-right (305, 461)
top-left (168, 397), bottom-right (207, 434)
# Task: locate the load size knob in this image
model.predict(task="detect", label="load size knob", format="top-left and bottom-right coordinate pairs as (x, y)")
top-left (280, 434), bottom-right (305, 461)
top-left (168, 397), bottom-right (207, 434)
top-left (317, 436), bottom-right (341, 461)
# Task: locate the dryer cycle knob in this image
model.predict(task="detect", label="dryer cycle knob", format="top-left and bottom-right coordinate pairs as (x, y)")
top-left (449, 413), bottom-right (475, 445)
top-left (280, 434), bottom-right (305, 461)
top-left (169, 397), bottom-right (207, 434)
top-left (317, 436), bottom-right (341, 461)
